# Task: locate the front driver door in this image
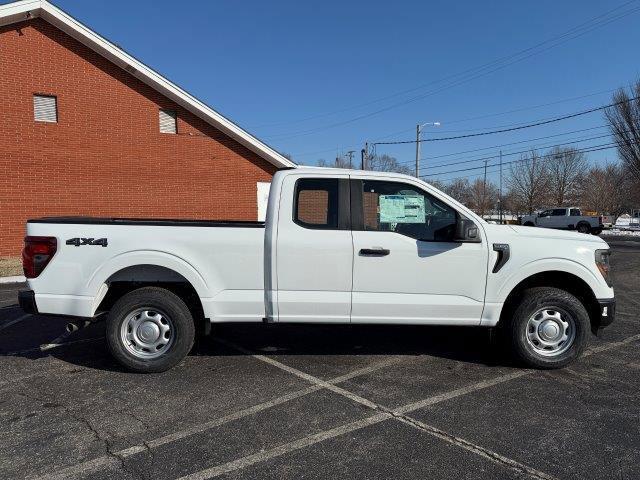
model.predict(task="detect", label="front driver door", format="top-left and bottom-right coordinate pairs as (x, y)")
top-left (350, 178), bottom-right (488, 325)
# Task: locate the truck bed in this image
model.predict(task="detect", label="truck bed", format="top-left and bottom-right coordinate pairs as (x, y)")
top-left (25, 217), bottom-right (266, 321)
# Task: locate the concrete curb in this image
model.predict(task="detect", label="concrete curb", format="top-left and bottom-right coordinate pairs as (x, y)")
top-left (0, 276), bottom-right (26, 284)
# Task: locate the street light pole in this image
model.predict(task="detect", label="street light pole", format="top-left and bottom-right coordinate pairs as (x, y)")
top-left (415, 124), bottom-right (421, 178)
top-left (415, 121), bottom-right (440, 178)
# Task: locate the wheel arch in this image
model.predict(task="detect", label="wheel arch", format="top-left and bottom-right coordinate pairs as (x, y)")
top-left (498, 270), bottom-right (601, 334)
top-left (87, 252), bottom-right (212, 333)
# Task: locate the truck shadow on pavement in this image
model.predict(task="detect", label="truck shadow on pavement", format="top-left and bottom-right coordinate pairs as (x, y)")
top-left (1, 317), bottom-right (514, 373)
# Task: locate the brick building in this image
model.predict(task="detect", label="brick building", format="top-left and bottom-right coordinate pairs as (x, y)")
top-left (0, 0), bottom-right (295, 256)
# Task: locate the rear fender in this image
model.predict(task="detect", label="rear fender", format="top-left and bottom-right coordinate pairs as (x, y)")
top-left (86, 250), bottom-right (214, 314)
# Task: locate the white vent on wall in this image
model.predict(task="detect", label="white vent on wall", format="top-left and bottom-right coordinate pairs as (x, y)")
top-left (159, 109), bottom-right (177, 134)
top-left (33, 95), bottom-right (58, 123)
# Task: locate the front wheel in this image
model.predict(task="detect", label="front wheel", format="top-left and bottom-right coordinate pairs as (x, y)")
top-left (506, 287), bottom-right (589, 369)
top-left (106, 287), bottom-right (195, 373)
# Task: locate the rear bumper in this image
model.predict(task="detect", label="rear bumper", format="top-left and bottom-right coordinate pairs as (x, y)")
top-left (18, 290), bottom-right (38, 315)
top-left (595, 298), bottom-right (615, 330)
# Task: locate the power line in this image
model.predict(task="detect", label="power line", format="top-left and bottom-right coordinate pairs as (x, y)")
top-left (416, 131), bottom-right (617, 172)
top-left (374, 96), bottom-right (638, 146)
top-left (264, 2), bottom-right (640, 141)
top-left (249, 2), bottom-right (632, 132)
top-left (423, 141), bottom-right (629, 178)
top-left (419, 125), bottom-right (608, 162)
top-left (290, 88), bottom-right (619, 159)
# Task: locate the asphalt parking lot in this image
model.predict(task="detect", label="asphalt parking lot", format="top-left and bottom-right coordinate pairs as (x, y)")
top-left (1, 236), bottom-right (639, 480)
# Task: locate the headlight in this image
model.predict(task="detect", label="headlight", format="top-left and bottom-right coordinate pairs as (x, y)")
top-left (595, 249), bottom-right (612, 287)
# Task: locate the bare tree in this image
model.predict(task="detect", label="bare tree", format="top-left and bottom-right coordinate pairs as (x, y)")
top-left (545, 147), bottom-right (587, 206)
top-left (580, 163), bottom-right (633, 216)
top-left (367, 154), bottom-right (413, 175)
top-left (467, 179), bottom-right (499, 217)
top-left (506, 150), bottom-right (549, 214)
top-left (317, 156), bottom-right (351, 169)
top-left (605, 80), bottom-right (640, 181)
top-left (439, 178), bottom-right (471, 205)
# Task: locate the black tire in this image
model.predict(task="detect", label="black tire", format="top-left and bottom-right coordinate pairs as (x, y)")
top-left (505, 287), bottom-right (589, 369)
top-left (576, 222), bottom-right (591, 234)
top-left (591, 228), bottom-right (602, 235)
top-left (523, 222), bottom-right (534, 227)
top-left (106, 287), bottom-right (195, 373)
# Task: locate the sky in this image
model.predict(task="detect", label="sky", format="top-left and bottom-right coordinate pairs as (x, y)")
top-left (41, 0), bottom-right (640, 185)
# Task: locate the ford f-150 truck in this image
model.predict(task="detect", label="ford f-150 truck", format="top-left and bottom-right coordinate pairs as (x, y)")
top-left (520, 207), bottom-right (603, 234)
top-left (19, 167), bottom-right (615, 372)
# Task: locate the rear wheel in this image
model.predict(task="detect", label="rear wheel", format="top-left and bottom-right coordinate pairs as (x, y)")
top-left (523, 222), bottom-right (534, 227)
top-left (106, 287), bottom-right (195, 373)
top-left (505, 287), bottom-right (589, 369)
top-left (577, 222), bottom-right (591, 234)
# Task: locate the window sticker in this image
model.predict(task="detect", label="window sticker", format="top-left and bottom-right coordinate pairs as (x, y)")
top-left (379, 195), bottom-right (425, 223)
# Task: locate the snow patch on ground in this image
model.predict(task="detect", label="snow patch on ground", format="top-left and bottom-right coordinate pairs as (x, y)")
top-left (601, 229), bottom-right (640, 237)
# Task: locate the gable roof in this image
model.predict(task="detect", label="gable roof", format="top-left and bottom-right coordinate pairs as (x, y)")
top-left (0, 0), bottom-right (296, 169)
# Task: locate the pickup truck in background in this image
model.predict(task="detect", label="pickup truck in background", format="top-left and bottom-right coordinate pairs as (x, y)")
top-left (19, 168), bottom-right (615, 373)
top-left (520, 207), bottom-right (603, 234)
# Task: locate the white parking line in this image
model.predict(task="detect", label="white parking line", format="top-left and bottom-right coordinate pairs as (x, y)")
top-left (31, 357), bottom-right (402, 480)
top-left (177, 334), bottom-right (640, 480)
top-left (0, 314), bottom-right (30, 333)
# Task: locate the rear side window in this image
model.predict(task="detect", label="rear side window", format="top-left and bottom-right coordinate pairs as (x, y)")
top-left (552, 209), bottom-right (566, 216)
top-left (294, 178), bottom-right (339, 229)
top-left (361, 180), bottom-right (457, 241)
top-left (569, 208), bottom-right (581, 216)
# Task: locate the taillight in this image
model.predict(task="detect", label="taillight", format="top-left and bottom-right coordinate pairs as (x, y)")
top-left (22, 236), bottom-right (57, 278)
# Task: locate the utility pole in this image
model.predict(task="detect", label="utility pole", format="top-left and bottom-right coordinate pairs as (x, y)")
top-left (361, 143), bottom-right (368, 170)
top-left (483, 159), bottom-right (488, 218)
top-left (499, 150), bottom-right (503, 224)
top-left (346, 150), bottom-right (355, 169)
top-left (415, 124), bottom-right (421, 178)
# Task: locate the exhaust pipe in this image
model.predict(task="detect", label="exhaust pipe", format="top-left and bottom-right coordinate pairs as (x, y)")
top-left (65, 320), bottom-right (91, 333)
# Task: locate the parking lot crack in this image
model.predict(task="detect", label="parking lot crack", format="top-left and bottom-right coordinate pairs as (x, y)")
top-left (392, 414), bottom-right (558, 480)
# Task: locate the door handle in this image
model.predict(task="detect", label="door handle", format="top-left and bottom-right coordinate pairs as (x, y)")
top-left (359, 248), bottom-right (390, 256)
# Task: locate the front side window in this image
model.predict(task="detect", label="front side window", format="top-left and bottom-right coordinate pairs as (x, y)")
top-left (361, 180), bottom-right (457, 241)
top-left (294, 178), bottom-right (339, 229)
top-left (552, 209), bottom-right (566, 216)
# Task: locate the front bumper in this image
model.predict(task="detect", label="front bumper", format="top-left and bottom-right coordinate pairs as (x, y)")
top-left (595, 298), bottom-right (615, 331)
top-left (18, 290), bottom-right (38, 315)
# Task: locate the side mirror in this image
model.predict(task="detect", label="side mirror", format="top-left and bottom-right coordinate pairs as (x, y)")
top-left (454, 217), bottom-right (481, 243)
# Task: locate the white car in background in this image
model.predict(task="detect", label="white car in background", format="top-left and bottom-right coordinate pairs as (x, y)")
top-left (520, 207), bottom-right (603, 234)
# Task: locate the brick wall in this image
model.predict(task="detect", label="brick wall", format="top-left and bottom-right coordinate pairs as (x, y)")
top-left (0, 19), bottom-right (277, 256)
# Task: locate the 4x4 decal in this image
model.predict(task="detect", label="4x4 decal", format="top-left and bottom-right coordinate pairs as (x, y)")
top-left (66, 237), bottom-right (108, 247)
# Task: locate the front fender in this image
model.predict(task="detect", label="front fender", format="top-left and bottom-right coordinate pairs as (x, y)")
top-left (493, 257), bottom-right (604, 304)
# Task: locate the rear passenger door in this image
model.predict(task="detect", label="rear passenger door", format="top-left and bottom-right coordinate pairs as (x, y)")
top-left (274, 174), bottom-right (353, 322)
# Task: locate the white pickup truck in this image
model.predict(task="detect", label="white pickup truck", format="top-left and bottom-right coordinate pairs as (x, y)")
top-left (520, 207), bottom-right (603, 234)
top-left (19, 167), bottom-right (615, 372)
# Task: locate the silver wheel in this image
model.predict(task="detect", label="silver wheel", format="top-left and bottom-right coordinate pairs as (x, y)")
top-left (525, 307), bottom-right (575, 357)
top-left (120, 308), bottom-right (174, 359)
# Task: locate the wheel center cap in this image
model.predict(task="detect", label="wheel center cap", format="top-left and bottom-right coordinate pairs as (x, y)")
top-left (540, 320), bottom-right (560, 341)
top-left (138, 321), bottom-right (160, 343)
